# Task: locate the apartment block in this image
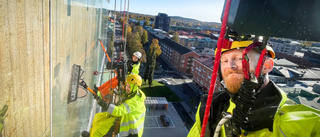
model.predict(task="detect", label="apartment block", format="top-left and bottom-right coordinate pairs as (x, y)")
top-left (155, 13), bottom-right (171, 33)
top-left (191, 56), bottom-right (214, 92)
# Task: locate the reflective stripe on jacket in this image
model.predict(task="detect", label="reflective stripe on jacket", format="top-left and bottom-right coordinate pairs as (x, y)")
top-left (107, 89), bottom-right (146, 137)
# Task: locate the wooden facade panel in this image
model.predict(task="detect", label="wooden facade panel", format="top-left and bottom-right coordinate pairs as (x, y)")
top-left (1, 0), bottom-right (106, 136)
top-left (0, 0), bottom-right (50, 136)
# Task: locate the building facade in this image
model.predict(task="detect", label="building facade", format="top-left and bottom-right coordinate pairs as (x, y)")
top-left (155, 13), bottom-right (171, 33)
top-left (147, 31), bottom-right (200, 75)
top-left (191, 56), bottom-right (214, 92)
top-left (160, 38), bottom-right (200, 74)
top-left (269, 38), bottom-right (300, 55)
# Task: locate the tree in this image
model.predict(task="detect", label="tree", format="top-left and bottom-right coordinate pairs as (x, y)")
top-left (172, 32), bottom-right (180, 43)
top-left (126, 26), bottom-right (134, 47)
top-left (138, 48), bottom-right (147, 63)
top-left (127, 26), bottom-right (132, 33)
top-left (134, 32), bottom-right (141, 42)
top-left (144, 47), bottom-right (157, 87)
top-left (119, 17), bottom-right (124, 26)
top-left (127, 31), bottom-right (144, 58)
top-left (206, 30), bottom-right (210, 35)
top-left (141, 30), bottom-right (148, 45)
top-left (143, 20), bottom-right (150, 27)
top-left (150, 39), bottom-right (162, 57)
top-left (136, 21), bottom-right (141, 26)
top-left (135, 26), bottom-right (143, 36)
top-left (302, 41), bottom-right (312, 47)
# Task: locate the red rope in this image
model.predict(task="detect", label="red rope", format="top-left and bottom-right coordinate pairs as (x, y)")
top-left (200, 0), bottom-right (232, 136)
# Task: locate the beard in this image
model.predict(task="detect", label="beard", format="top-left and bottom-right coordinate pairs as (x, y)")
top-left (222, 70), bottom-right (244, 94)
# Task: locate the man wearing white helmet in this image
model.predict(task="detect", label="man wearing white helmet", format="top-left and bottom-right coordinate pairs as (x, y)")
top-left (127, 51), bottom-right (142, 75)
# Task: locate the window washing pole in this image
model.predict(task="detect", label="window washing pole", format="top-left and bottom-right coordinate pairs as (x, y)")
top-left (99, 39), bottom-right (118, 76)
top-left (200, 0), bottom-right (232, 136)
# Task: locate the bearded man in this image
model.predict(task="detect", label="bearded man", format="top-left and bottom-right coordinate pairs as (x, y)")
top-left (188, 40), bottom-right (320, 137)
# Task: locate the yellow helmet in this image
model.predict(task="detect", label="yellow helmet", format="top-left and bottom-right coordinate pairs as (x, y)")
top-left (126, 74), bottom-right (142, 87)
top-left (215, 40), bottom-right (275, 59)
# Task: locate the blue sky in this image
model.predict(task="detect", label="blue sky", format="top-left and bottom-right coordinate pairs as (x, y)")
top-left (105, 0), bottom-right (225, 23)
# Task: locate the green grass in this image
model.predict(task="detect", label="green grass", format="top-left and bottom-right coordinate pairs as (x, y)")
top-left (140, 80), bottom-right (181, 102)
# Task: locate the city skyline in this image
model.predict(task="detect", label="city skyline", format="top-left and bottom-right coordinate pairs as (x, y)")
top-left (106, 0), bottom-right (225, 23)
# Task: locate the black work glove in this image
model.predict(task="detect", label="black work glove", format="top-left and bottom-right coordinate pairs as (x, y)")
top-left (231, 78), bottom-right (258, 135)
top-left (92, 84), bottom-right (99, 99)
top-left (96, 96), bottom-right (110, 109)
top-left (80, 81), bottom-right (88, 89)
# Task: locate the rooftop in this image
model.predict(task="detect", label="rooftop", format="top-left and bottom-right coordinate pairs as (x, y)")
top-left (273, 66), bottom-right (320, 80)
top-left (145, 97), bottom-right (168, 105)
top-left (194, 56), bottom-right (214, 70)
top-left (273, 58), bottom-right (299, 67)
top-left (161, 37), bottom-right (192, 55)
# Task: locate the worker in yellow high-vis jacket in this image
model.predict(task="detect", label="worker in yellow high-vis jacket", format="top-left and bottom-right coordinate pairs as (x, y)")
top-left (88, 74), bottom-right (146, 137)
top-left (127, 51), bottom-right (142, 75)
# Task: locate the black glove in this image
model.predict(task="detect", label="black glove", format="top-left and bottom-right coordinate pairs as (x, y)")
top-left (231, 78), bottom-right (258, 135)
top-left (80, 81), bottom-right (88, 89)
top-left (92, 84), bottom-right (99, 99)
top-left (96, 97), bottom-right (110, 109)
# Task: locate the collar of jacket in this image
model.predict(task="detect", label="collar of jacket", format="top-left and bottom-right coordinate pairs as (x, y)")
top-left (201, 81), bottom-right (286, 136)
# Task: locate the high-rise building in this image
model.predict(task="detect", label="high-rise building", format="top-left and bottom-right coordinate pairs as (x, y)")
top-left (155, 13), bottom-right (171, 33)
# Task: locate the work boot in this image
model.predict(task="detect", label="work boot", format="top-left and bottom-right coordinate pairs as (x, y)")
top-left (81, 131), bottom-right (90, 137)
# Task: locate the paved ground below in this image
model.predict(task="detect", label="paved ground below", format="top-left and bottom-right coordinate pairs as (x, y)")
top-left (142, 102), bottom-right (189, 137)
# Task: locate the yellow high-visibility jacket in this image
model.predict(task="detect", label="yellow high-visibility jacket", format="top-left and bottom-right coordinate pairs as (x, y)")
top-left (131, 62), bottom-right (140, 75)
top-left (188, 81), bottom-right (320, 137)
top-left (127, 60), bottom-right (140, 75)
top-left (107, 89), bottom-right (146, 137)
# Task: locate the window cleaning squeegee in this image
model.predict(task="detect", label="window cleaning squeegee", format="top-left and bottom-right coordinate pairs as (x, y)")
top-left (68, 64), bottom-right (82, 104)
top-left (68, 64), bottom-right (109, 104)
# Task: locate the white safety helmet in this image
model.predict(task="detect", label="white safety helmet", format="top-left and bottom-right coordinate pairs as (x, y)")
top-left (133, 51), bottom-right (142, 59)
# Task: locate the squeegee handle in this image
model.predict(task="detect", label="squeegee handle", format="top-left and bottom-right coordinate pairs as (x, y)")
top-left (87, 87), bottom-right (96, 95)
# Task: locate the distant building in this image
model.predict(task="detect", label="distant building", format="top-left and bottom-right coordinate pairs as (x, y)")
top-left (191, 56), bottom-right (223, 93)
top-left (199, 37), bottom-right (217, 49)
top-left (269, 38), bottom-right (300, 56)
top-left (147, 31), bottom-right (200, 75)
top-left (192, 56), bottom-right (214, 92)
top-left (277, 81), bottom-right (320, 110)
top-left (178, 37), bottom-right (217, 50)
top-left (160, 38), bottom-right (200, 74)
top-left (197, 48), bottom-right (215, 56)
top-left (271, 66), bottom-right (320, 84)
top-left (155, 13), bottom-right (171, 33)
top-left (303, 51), bottom-right (320, 65)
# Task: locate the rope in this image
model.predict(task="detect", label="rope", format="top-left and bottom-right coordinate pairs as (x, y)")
top-left (111, 0), bottom-right (117, 80)
top-left (213, 113), bottom-right (232, 137)
top-left (124, 0), bottom-right (130, 60)
top-left (200, 0), bottom-right (232, 136)
top-left (76, 41), bottom-right (96, 64)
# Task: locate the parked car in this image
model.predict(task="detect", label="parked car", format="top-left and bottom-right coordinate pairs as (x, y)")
top-left (160, 115), bottom-right (170, 126)
top-left (160, 79), bottom-right (170, 85)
